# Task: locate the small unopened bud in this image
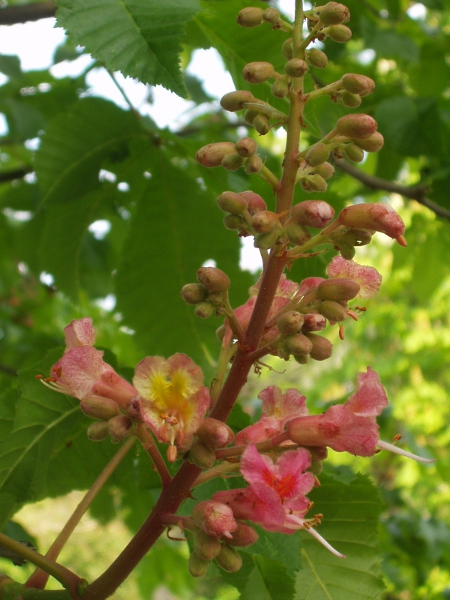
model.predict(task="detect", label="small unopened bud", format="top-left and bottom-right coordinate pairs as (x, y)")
top-left (344, 143), bottom-right (365, 163)
top-left (207, 291), bottom-right (224, 307)
top-left (325, 24), bottom-right (352, 42)
top-left (284, 58), bottom-right (308, 78)
top-left (188, 552), bottom-right (210, 577)
top-left (223, 214), bottom-right (245, 231)
top-left (354, 132), bottom-right (384, 152)
top-left (80, 396), bottom-right (120, 420)
top-left (245, 155), bottom-right (263, 173)
top-left (197, 418), bottom-right (234, 448)
top-left (271, 79), bottom-right (289, 98)
top-left (319, 2), bottom-right (350, 25)
top-left (317, 278), bottom-right (360, 301)
top-left (195, 301), bottom-right (215, 319)
top-left (305, 332), bottom-right (333, 361)
top-left (282, 38), bottom-right (294, 59)
top-left (251, 210), bottom-right (279, 233)
top-left (240, 190), bottom-right (267, 214)
top-left (337, 228), bottom-right (373, 246)
top-left (253, 113), bottom-right (271, 135)
top-left (338, 202), bottom-right (405, 243)
top-left (301, 174), bottom-right (327, 192)
top-left (237, 7), bottom-right (264, 27)
top-left (108, 415), bottom-right (132, 443)
top-left (193, 530), bottom-right (222, 561)
top-left (277, 311), bottom-right (305, 335)
top-left (292, 200), bottom-right (335, 229)
top-left (302, 313), bottom-right (327, 332)
top-left (217, 191), bottom-right (247, 214)
top-left (243, 61), bottom-right (274, 84)
top-left (336, 240), bottom-right (356, 260)
top-left (286, 222), bottom-right (312, 246)
top-left (193, 501), bottom-right (237, 538)
top-left (221, 152), bottom-right (244, 171)
top-left (235, 136), bottom-right (257, 157)
top-left (87, 421), bottom-right (109, 442)
top-left (342, 73), bottom-right (375, 96)
top-left (263, 7), bottom-right (281, 24)
top-left (305, 143), bottom-right (330, 166)
top-left (294, 353), bottom-right (310, 364)
top-left (254, 229), bottom-right (279, 249)
top-left (314, 161), bottom-right (335, 179)
top-left (319, 300), bottom-right (348, 321)
top-left (228, 521), bottom-right (259, 547)
top-left (196, 142), bottom-right (236, 167)
top-left (189, 441), bottom-right (216, 468)
top-left (336, 114), bottom-right (377, 139)
top-left (220, 90), bottom-right (255, 112)
top-left (215, 545), bottom-right (242, 572)
top-left (244, 109), bottom-right (259, 125)
top-left (341, 90), bottom-right (361, 108)
top-left (197, 267), bottom-right (230, 293)
top-left (285, 332), bottom-right (314, 356)
top-left (181, 283), bottom-right (207, 305)
top-left (307, 48), bottom-right (328, 68)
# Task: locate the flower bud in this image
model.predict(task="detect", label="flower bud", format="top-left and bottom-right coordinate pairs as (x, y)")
top-left (108, 415), bottom-right (132, 443)
top-left (253, 113), bottom-right (271, 135)
top-left (188, 552), bottom-right (210, 577)
top-left (221, 152), bottom-right (244, 171)
top-left (243, 61), bottom-right (274, 84)
top-left (344, 143), bottom-right (365, 163)
top-left (239, 190), bottom-right (267, 214)
top-left (180, 283), bottom-right (207, 305)
top-left (251, 210), bottom-right (279, 233)
top-left (189, 440), bottom-right (216, 468)
top-left (335, 240), bottom-right (356, 260)
top-left (217, 191), bottom-right (247, 214)
top-left (207, 291), bottom-right (224, 307)
top-left (292, 200), bottom-right (335, 229)
top-left (244, 109), bottom-right (259, 125)
top-left (87, 420), bottom-right (109, 442)
top-left (314, 161), bottom-right (335, 179)
top-left (196, 142), bottom-right (236, 167)
top-left (235, 136), bottom-right (257, 158)
top-left (353, 132), bottom-right (384, 152)
top-left (271, 79), bottom-right (289, 98)
top-left (319, 300), bottom-right (348, 321)
top-left (301, 174), bottom-right (327, 192)
top-left (80, 396), bottom-right (120, 420)
top-left (305, 143), bottom-right (330, 167)
top-left (337, 228), bottom-right (373, 246)
top-left (254, 229), bottom-right (279, 249)
top-left (197, 267), bottom-right (230, 293)
top-left (194, 301), bottom-right (215, 319)
top-left (286, 222), bottom-right (312, 246)
top-left (336, 114), bottom-right (377, 139)
top-left (223, 214), bottom-right (245, 231)
top-left (197, 418), bottom-right (234, 448)
top-left (285, 332), bottom-right (314, 356)
top-left (325, 24), bottom-right (352, 42)
top-left (319, 2), bottom-right (350, 25)
top-left (216, 324), bottom-right (225, 341)
top-left (193, 501), bottom-right (237, 538)
top-left (341, 73), bottom-right (375, 96)
top-left (294, 353), bottom-right (310, 364)
top-left (284, 58), bottom-right (308, 78)
top-left (215, 545), bottom-right (242, 572)
top-left (317, 278), bottom-right (360, 301)
top-left (228, 522), bottom-right (259, 547)
top-left (302, 313), bottom-right (327, 332)
top-left (237, 7), bottom-right (264, 27)
top-left (338, 202), bottom-right (406, 243)
top-left (341, 90), bottom-right (361, 108)
top-left (245, 155), bottom-right (263, 173)
top-left (282, 38), bottom-right (294, 59)
top-left (193, 530), bottom-right (222, 561)
top-left (263, 7), bottom-right (281, 24)
top-left (305, 332), bottom-right (333, 361)
top-left (307, 48), bottom-right (328, 68)
top-left (277, 311), bottom-right (305, 335)
top-left (220, 90), bottom-right (255, 112)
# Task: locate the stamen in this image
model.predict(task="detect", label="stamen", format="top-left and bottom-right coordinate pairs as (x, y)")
top-left (377, 440), bottom-right (435, 464)
top-left (306, 527), bottom-right (346, 558)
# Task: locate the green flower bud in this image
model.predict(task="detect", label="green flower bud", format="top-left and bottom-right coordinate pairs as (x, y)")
top-left (108, 415), bottom-right (132, 443)
top-left (344, 142), bottom-right (365, 162)
top-left (243, 61), bottom-right (275, 84)
top-left (341, 90), bottom-right (362, 108)
top-left (197, 267), bottom-right (230, 292)
top-left (291, 200), bottom-right (335, 228)
top-left (271, 79), bottom-right (289, 98)
top-left (263, 7), bottom-right (281, 24)
top-left (319, 300), bottom-right (348, 321)
top-left (227, 522), bottom-right (259, 547)
top-left (221, 152), bottom-right (244, 171)
top-left (337, 228), bottom-right (373, 246)
top-left (325, 24), bottom-right (352, 42)
top-left (294, 353), bottom-right (310, 364)
top-left (253, 113), bottom-right (271, 135)
top-left (335, 240), bottom-right (356, 260)
top-left (254, 229), bottom-right (279, 249)
top-left (305, 142), bottom-right (330, 166)
top-left (251, 210), bottom-right (279, 233)
top-left (284, 58), bottom-right (308, 78)
top-left (314, 161), bottom-right (335, 179)
top-left (286, 222), bottom-right (312, 246)
top-left (188, 440), bottom-right (216, 468)
top-left (207, 291), bottom-right (224, 307)
top-left (307, 48), bottom-right (328, 68)
top-left (220, 90), bottom-right (255, 112)
top-left (302, 313), bottom-right (326, 332)
top-left (235, 136), bottom-right (257, 157)
top-left (245, 155), bottom-right (263, 174)
top-left (217, 191), bottom-right (247, 214)
top-left (195, 301), bottom-right (215, 319)
top-left (353, 132), bottom-right (384, 152)
top-left (180, 283), bottom-right (207, 305)
top-left (316, 278), bottom-right (360, 301)
top-left (336, 114), bottom-right (377, 139)
top-left (277, 310), bottom-right (305, 335)
top-left (301, 174), bottom-right (327, 192)
top-left (282, 38), bottom-right (294, 59)
top-left (196, 142), bottom-right (236, 167)
top-left (197, 418), bottom-right (234, 448)
top-left (80, 395), bottom-right (120, 421)
top-left (285, 332), bottom-right (314, 356)
top-left (244, 109), bottom-right (259, 125)
top-left (319, 2), bottom-right (350, 25)
top-left (188, 552), bottom-right (210, 577)
top-left (194, 530), bottom-right (222, 561)
top-left (215, 545), bottom-right (243, 573)
top-left (341, 73), bottom-right (375, 96)
top-left (237, 7), bottom-right (264, 27)
top-left (87, 421), bottom-right (109, 442)
top-left (223, 214), bottom-right (245, 231)
top-left (305, 332), bottom-right (333, 361)
top-left (240, 190), bottom-right (267, 214)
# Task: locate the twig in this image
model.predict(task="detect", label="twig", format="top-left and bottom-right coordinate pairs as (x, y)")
top-left (0, 2), bottom-right (56, 25)
top-left (0, 166), bottom-right (33, 184)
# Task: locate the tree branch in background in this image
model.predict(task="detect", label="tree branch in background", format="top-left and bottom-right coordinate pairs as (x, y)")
top-left (0, 166), bottom-right (33, 183)
top-left (335, 158), bottom-right (450, 221)
top-left (0, 1), bottom-right (56, 25)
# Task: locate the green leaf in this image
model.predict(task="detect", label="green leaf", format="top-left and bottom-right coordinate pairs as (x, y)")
top-left (295, 473), bottom-right (385, 600)
top-left (55, 0), bottom-right (201, 98)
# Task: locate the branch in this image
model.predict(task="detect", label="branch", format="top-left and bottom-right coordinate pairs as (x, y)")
top-left (335, 158), bottom-right (450, 221)
top-left (0, 2), bottom-right (56, 25)
top-left (0, 166), bottom-right (33, 184)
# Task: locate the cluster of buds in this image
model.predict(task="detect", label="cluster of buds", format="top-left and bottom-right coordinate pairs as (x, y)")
top-left (189, 417), bottom-right (234, 469)
top-left (180, 267), bottom-right (231, 319)
top-left (196, 136), bottom-right (263, 174)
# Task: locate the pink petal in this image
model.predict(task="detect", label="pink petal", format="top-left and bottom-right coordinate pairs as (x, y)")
top-left (64, 318), bottom-right (96, 350)
top-left (346, 367), bottom-right (388, 416)
top-left (326, 256), bottom-right (382, 299)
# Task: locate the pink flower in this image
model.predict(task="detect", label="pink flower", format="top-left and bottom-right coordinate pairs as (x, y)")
top-left (63, 317), bottom-right (96, 350)
top-left (326, 256), bottom-right (382, 299)
top-left (234, 386), bottom-right (308, 446)
top-left (337, 202), bottom-right (406, 246)
top-left (133, 353), bottom-right (210, 460)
